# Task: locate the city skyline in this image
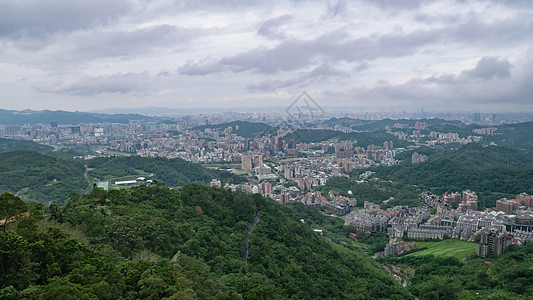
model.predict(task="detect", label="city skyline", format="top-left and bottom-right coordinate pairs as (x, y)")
top-left (1, 0), bottom-right (533, 112)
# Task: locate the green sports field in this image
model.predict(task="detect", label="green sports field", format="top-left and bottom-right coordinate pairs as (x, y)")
top-left (405, 239), bottom-right (476, 260)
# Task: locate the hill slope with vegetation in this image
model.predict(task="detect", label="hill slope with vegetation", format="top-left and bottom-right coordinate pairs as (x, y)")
top-left (284, 129), bottom-right (412, 148)
top-left (373, 143), bottom-right (533, 208)
top-left (0, 151), bottom-right (87, 204)
top-left (486, 121), bottom-right (533, 153)
top-left (0, 138), bottom-right (54, 155)
top-left (322, 118), bottom-right (463, 131)
top-left (0, 151), bottom-right (246, 204)
top-left (380, 243), bottom-right (533, 299)
top-left (86, 156), bottom-right (246, 186)
top-left (0, 186), bottom-right (411, 299)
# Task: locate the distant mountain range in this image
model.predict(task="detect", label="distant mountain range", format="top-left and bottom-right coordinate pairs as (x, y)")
top-left (0, 109), bottom-right (151, 125)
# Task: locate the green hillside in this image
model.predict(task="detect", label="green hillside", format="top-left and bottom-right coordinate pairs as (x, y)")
top-left (86, 156), bottom-right (246, 186)
top-left (0, 138), bottom-right (54, 155)
top-left (284, 129), bottom-right (412, 148)
top-left (405, 239), bottom-right (476, 261)
top-left (486, 121), bottom-right (533, 152)
top-left (322, 118), bottom-right (463, 131)
top-left (0, 151), bottom-right (246, 204)
top-left (0, 151), bottom-right (87, 203)
top-left (0, 186), bottom-right (410, 299)
top-left (381, 243), bottom-right (533, 299)
top-left (192, 121), bottom-right (274, 138)
top-left (374, 143), bottom-right (533, 207)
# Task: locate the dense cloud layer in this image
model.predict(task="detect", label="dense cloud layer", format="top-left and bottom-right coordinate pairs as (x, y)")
top-left (0, 0), bottom-right (532, 111)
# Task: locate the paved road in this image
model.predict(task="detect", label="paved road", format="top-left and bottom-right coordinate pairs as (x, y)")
top-left (242, 214), bottom-right (260, 264)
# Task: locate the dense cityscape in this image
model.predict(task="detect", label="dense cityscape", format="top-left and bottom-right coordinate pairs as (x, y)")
top-left (2, 109), bottom-right (532, 262)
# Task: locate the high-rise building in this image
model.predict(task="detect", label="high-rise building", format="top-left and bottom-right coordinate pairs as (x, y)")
top-left (474, 113), bottom-right (481, 123)
top-left (252, 154), bottom-right (263, 168)
top-left (443, 192), bottom-right (462, 204)
top-left (71, 126), bottom-right (81, 135)
top-left (412, 152), bottom-right (428, 164)
top-left (415, 121), bottom-right (427, 130)
top-left (476, 228), bottom-right (512, 257)
top-left (259, 181), bottom-right (272, 195)
top-left (459, 190), bottom-right (478, 212)
top-left (280, 191), bottom-right (290, 204)
top-left (5, 126), bottom-right (21, 136)
top-left (516, 193), bottom-right (532, 208)
top-left (241, 154), bottom-right (253, 171)
top-left (496, 198), bottom-right (521, 214)
top-left (335, 141), bottom-right (354, 158)
top-left (210, 179), bottom-right (221, 188)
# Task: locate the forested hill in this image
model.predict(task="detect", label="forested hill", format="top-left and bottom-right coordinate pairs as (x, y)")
top-left (86, 156), bottom-right (246, 186)
top-left (487, 121), bottom-right (533, 153)
top-left (0, 151), bottom-right (87, 203)
top-left (0, 138), bottom-right (54, 155)
top-left (284, 129), bottom-right (412, 148)
top-left (322, 117), bottom-right (461, 131)
top-left (0, 151), bottom-right (245, 204)
top-left (373, 143), bottom-right (533, 207)
top-left (0, 185), bottom-right (410, 299)
top-left (192, 121), bottom-right (274, 138)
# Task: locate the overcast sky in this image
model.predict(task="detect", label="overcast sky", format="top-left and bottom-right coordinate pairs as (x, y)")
top-left (1, 0), bottom-right (532, 112)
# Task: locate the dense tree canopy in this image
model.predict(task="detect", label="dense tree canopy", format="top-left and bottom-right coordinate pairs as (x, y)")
top-left (0, 187), bottom-right (411, 299)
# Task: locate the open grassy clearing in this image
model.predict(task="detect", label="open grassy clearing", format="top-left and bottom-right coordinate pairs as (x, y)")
top-left (405, 239), bottom-right (476, 260)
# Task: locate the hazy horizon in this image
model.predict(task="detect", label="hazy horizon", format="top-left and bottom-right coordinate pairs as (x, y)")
top-left (1, 0), bottom-right (532, 112)
top-left (3, 105), bottom-right (533, 117)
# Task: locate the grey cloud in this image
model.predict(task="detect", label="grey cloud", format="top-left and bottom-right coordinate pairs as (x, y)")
top-left (325, 0), bottom-right (347, 17)
top-left (415, 13), bottom-right (461, 24)
top-left (12, 24), bottom-right (196, 65)
top-left (354, 62), bottom-right (370, 72)
top-left (0, 0), bottom-right (131, 38)
top-left (178, 60), bottom-right (226, 76)
top-left (247, 63), bottom-right (346, 91)
top-left (368, 0), bottom-right (424, 10)
top-left (37, 72), bottom-right (150, 95)
top-left (461, 57), bottom-right (512, 80)
top-left (447, 17), bottom-right (533, 46)
top-left (65, 25), bottom-right (193, 60)
top-left (341, 57), bottom-right (532, 110)
top-left (257, 15), bottom-right (292, 40)
top-left (180, 13), bottom-right (533, 77)
top-left (180, 29), bottom-right (439, 75)
top-left (170, 0), bottom-right (271, 11)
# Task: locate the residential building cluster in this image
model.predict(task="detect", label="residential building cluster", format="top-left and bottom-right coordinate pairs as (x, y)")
top-left (344, 191), bottom-right (532, 257)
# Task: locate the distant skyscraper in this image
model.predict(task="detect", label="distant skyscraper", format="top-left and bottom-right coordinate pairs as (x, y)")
top-left (474, 113), bottom-right (481, 123)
